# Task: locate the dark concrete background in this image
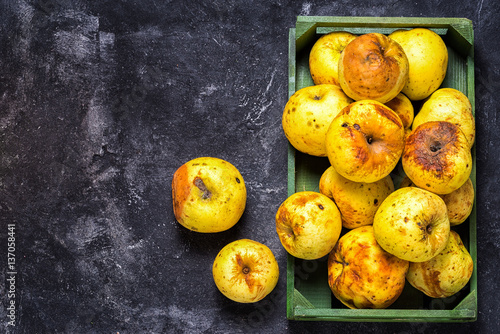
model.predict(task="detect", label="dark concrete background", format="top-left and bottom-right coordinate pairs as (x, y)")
top-left (1, 0), bottom-right (499, 333)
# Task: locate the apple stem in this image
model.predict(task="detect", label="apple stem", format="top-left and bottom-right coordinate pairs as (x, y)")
top-left (194, 177), bottom-right (212, 199)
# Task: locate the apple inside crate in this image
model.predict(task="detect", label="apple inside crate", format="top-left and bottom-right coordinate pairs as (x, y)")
top-left (286, 16), bottom-right (477, 322)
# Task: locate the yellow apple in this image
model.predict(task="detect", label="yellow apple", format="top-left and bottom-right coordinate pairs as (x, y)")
top-left (275, 191), bottom-right (342, 260)
top-left (440, 178), bottom-right (475, 226)
top-left (399, 175), bottom-right (475, 225)
top-left (282, 84), bottom-right (353, 157)
top-left (403, 121), bottom-right (472, 195)
top-left (338, 32), bottom-right (409, 103)
top-left (328, 225), bottom-right (409, 309)
top-left (412, 88), bottom-right (475, 149)
top-left (373, 187), bottom-right (450, 262)
top-left (384, 92), bottom-right (414, 129)
top-left (212, 239), bottom-right (279, 303)
top-left (172, 157), bottom-right (246, 233)
top-left (389, 28), bottom-right (448, 101)
top-left (325, 100), bottom-right (405, 183)
top-left (406, 231), bottom-right (474, 298)
top-left (309, 31), bottom-right (357, 86)
top-left (319, 166), bottom-right (394, 229)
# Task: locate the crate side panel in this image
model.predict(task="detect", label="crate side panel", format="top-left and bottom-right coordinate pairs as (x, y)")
top-left (294, 257), bottom-right (331, 308)
top-left (441, 46), bottom-right (468, 94)
top-left (316, 26), bottom-right (448, 36)
top-left (286, 28), bottom-right (297, 319)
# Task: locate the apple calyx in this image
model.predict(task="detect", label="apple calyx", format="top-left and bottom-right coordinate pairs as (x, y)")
top-left (429, 140), bottom-right (442, 153)
top-left (194, 177), bottom-right (211, 199)
top-left (235, 254), bottom-right (260, 293)
top-left (417, 219), bottom-right (434, 239)
top-left (236, 254), bottom-right (252, 274)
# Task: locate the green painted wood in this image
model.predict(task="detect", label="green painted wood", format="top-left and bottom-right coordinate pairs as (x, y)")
top-left (291, 307), bottom-right (477, 322)
top-left (293, 289), bottom-right (316, 309)
top-left (455, 289), bottom-right (477, 313)
top-left (295, 16), bottom-right (473, 53)
top-left (286, 16), bottom-right (477, 322)
top-left (286, 28), bottom-right (297, 321)
top-left (316, 26), bottom-right (449, 36)
top-left (286, 253), bottom-right (296, 319)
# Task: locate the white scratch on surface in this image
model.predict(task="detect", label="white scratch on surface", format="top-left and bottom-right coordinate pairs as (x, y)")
top-left (167, 305), bottom-right (214, 333)
top-left (99, 31), bottom-right (116, 54)
top-left (54, 30), bottom-right (96, 61)
top-left (478, 0), bottom-right (484, 17)
top-left (127, 239), bottom-right (144, 250)
top-left (85, 97), bottom-right (109, 145)
top-left (245, 100), bottom-right (272, 126)
top-left (300, 3), bottom-right (312, 16)
top-left (264, 68), bottom-right (277, 94)
top-left (200, 83), bottom-right (219, 96)
top-left (93, 166), bottom-right (120, 184)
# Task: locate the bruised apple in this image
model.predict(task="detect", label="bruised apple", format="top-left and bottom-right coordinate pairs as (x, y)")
top-left (338, 33), bottom-right (409, 103)
top-left (389, 28), bottom-right (448, 101)
top-left (373, 187), bottom-right (450, 262)
top-left (412, 88), bottom-right (475, 149)
top-left (440, 178), bottom-right (475, 226)
top-left (319, 166), bottom-right (394, 229)
top-left (309, 31), bottom-right (357, 86)
top-left (384, 92), bottom-right (414, 129)
top-left (403, 121), bottom-right (472, 195)
top-left (406, 231), bottom-right (474, 298)
top-left (213, 239), bottom-right (279, 303)
top-left (325, 100), bottom-right (405, 183)
top-left (172, 157), bottom-right (246, 233)
top-left (399, 175), bottom-right (475, 226)
top-left (328, 226), bottom-right (409, 309)
top-left (276, 191), bottom-right (342, 260)
top-left (282, 84), bottom-right (352, 156)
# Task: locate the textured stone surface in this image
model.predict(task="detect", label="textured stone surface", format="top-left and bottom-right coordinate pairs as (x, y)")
top-left (0, 0), bottom-right (499, 333)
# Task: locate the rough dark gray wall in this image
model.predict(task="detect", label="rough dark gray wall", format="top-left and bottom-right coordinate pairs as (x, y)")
top-left (1, 0), bottom-right (499, 333)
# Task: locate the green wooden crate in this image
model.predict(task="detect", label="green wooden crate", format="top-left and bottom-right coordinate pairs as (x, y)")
top-left (286, 16), bottom-right (477, 322)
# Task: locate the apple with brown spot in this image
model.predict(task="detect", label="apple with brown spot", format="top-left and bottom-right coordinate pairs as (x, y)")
top-left (172, 157), bottom-right (246, 233)
top-left (319, 165), bottom-right (394, 229)
top-left (325, 99), bottom-right (405, 183)
top-left (338, 32), bottom-right (409, 103)
top-left (373, 186), bottom-right (450, 262)
top-left (212, 239), bottom-right (279, 303)
top-left (440, 177), bottom-right (475, 225)
top-left (402, 121), bottom-right (472, 195)
top-left (275, 191), bottom-right (342, 260)
top-left (412, 88), bottom-right (475, 149)
top-left (406, 230), bottom-right (474, 298)
top-left (384, 92), bottom-right (414, 129)
top-left (328, 225), bottom-right (409, 309)
top-left (400, 175), bottom-right (475, 226)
